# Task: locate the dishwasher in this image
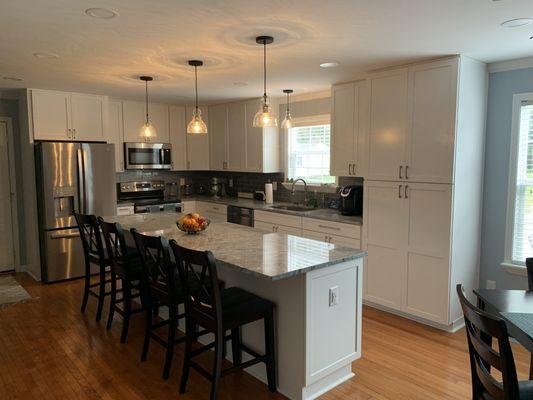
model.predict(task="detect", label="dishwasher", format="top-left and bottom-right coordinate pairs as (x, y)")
top-left (227, 205), bottom-right (254, 227)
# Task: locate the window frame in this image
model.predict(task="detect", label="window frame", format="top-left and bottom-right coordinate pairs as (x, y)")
top-left (503, 92), bottom-right (533, 274)
top-left (283, 114), bottom-right (338, 189)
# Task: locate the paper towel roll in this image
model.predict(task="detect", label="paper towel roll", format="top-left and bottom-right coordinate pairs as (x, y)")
top-left (265, 183), bottom-right (274, 204)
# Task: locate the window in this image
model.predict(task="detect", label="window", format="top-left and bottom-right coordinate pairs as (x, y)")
top-left (505, 93), bottom-right (533, 266)
top-left (286, 115), bottom-right (335, 185)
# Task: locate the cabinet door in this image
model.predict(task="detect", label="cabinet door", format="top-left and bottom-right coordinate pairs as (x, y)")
top-left (330, 83), bottom-right (355, 176)
top-left (150, 104), bottom-right (170, 143)
top-left (227, 102), bottom-right (246, 171)
top-left (367, 69), bottom-right (409, 181)
top-left (403, 183), bottom-right (452, 323)
top-left (302, 229), bottom-right (329, 243)
top-left (70, 93), bottom-right (105, 141)
top-left (254, 220), bottom-right (276, 233)
top-left (122, 101), bottom-right (145, 142)
top-left (169, 106), bottom-right (187, 170)
top-left (363, 180), bottom-right (408, 310)
top-left (107, 100), bottom-right (124, 172)
top-left (406, 59), bottom-right (458, 183)
top-left (275, 224), bottom-right (302, 236)
top-left (244, 99), bottom-right (263, 172)
top-left (31, 89), bottom-right (71, 140)
top-left (186, 106), bottom-right (210, 170)
top-left (209, 104), bottom-right (228, 170)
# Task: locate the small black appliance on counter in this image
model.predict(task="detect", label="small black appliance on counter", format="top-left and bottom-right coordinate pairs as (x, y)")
top-left (339, 185), bottom-right (363, 216)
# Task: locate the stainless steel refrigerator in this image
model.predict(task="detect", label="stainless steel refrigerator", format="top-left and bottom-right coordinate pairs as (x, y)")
top-left (35, 142), bottom-right (116, 282)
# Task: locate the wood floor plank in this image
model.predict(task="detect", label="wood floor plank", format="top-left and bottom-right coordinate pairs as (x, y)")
top-left (0, 273), bottom-right (529, 399)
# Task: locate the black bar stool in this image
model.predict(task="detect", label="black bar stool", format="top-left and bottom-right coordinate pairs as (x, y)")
top-left (170, 240), bottom-right (277, 400)
top-left (74, 212), bottom-right (115, 322)
top-left (99, 218), bottom-right (146, 343)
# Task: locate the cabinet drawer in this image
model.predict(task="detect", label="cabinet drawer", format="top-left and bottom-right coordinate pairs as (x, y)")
top-left (254, 210), bottom-right (302, 228)
top-left (302, 218), bottom-right (361, 239)
top-left (196, 202), bottom-right (226, 216)
top-left (255, 221), bottom-right (302, 236)
top-left (303, 229), bottom-right (361, 248)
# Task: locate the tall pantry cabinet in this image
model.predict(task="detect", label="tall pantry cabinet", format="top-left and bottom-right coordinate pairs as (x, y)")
top-left (359, 56), bottom-right (487, 330)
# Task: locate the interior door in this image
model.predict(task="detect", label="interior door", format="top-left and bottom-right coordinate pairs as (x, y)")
top-left (186, 106), bottom-right (210, 170)
top-left (403, 183), bottom-right (452, 324)
top-left (363, 180), bottom-right (408, 310)
top-left (31, 89), bottom-right (70, 141)
top-left (330, 82), bottom-right (355, 177)
top-left (0, 122), bottom-right (15, 271)
top-left (227, 102), bottom-right (246, 171)
top-left (209, 104), bottom-right (228, 170)
top-left (367, 69), bottom-right (409, 181)
top-left (70, 93), bottom-right (105, 141)
top-left (405, 59), bottom-right (458, 184)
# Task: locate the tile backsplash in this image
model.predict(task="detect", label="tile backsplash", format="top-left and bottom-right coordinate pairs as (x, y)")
top-left (116, 170), bottom-right (362, 209)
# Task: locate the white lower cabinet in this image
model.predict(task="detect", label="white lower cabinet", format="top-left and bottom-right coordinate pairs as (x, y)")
top-left (116, 205), bottom-right (134, 216)
top-left (255, 221), bottom-right (302, 235)
top-left (254, 210), bottom-right (302, 234)
top-left (180, 201), bottom-right (196, 214)
top-left (302, 229), bottom-right (361, 248)
top-left (196, 201), bottom-right (226, 222)
top-left (363, 180), bottom-right (452, 325)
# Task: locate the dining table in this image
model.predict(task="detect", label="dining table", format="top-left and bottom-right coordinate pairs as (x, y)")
top-left (474, 288), bottom-right (533, 378)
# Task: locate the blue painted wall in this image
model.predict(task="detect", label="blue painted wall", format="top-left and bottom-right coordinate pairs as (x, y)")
top-left (480, 66), bottom-right (533, 290)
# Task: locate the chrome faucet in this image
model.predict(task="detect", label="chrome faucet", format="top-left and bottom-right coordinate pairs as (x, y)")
top-left (291, 178), bottom-right (308, 205)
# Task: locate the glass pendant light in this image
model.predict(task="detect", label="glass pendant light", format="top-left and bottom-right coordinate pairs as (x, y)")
top-left (187, 60), bottom-right (208, 135)
top-left (139, 76), bottom-right (157, 141)
top-left (253, 36), bottom-right (278, 128)
top-left (281, 89), bottom-right (294, 129)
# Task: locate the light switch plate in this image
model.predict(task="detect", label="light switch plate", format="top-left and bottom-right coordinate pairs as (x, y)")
top-left (486, 280), bottom-right (496, 290)
top-left (180, 178), bottom-right (185, 185)
top-left (329, 286), bottom-right (339, 307)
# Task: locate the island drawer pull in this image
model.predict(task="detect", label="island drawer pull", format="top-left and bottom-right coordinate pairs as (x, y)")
top-left (318, 224), bottom-right (340, 231)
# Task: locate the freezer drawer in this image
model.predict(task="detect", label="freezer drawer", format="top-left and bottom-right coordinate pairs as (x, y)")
top-left (43, 228), bottom-right (86, 282)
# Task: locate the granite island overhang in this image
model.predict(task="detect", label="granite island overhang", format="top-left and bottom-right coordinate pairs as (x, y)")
top-left (105, 212), bottom-right (366, 400)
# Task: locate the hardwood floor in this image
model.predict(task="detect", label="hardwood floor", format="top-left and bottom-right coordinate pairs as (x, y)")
top-left (0, 273), bottom-right (530, 400)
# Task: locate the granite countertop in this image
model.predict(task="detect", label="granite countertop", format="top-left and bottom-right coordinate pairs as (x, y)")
top-left (181, 196), bottom-right (363, 226)
top-left (105, 212), bottom-right (366, 281)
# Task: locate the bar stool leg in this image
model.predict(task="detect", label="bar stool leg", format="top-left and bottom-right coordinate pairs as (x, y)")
top-left (141, 306), bottom-right (152, 362)
top-left (95, 265), bottom-right (106, 322)
top-left (210, 332), bottom-right (224, 400)
top-left (231, 327), bottom-right (242, 366)
top-left (120, 280), bottom-right (132, 343)
top-left (106, 272), bottom-right (117, 330)
top-left (81, 256), bottom-right (91, 313)
top-left (162, 307), bottom-right (177, 380)
top-left (179, 320), bottom-right (193, 394)
top-left (264, 308), bottom-right (277, 392)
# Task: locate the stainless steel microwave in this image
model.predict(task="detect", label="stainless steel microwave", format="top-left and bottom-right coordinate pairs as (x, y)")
top-left (124, 142), bottom-right (172, 170)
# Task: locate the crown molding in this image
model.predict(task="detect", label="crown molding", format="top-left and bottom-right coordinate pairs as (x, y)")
top-left (488, 56), bottom-right (533, 74)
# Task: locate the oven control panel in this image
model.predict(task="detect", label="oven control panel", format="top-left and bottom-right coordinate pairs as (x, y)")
top-left (119, 180), bottom-right (165, 193)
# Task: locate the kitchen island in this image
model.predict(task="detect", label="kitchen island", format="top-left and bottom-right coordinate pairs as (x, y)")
top-left (106, 212), bottom-right (366, 400)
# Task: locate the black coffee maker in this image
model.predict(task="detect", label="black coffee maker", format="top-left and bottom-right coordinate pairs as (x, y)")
top-left (339, 185), bottom-right (363, 216)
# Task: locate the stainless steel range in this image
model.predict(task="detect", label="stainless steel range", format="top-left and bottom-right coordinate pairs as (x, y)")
top-left (118, 180), bottom-right (183, 213)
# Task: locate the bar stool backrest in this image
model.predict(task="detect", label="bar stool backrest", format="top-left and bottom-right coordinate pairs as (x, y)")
top-left (74, 212), bottom-right (105, 261)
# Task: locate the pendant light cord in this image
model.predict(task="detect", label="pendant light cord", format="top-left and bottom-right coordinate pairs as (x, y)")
top-left (195, 65), bottom-right (199, 111)
top-left (263, 41), bottom-right (267, 103)
top-left (286, 91), bottom-right (290, 113)
top-left (145, 79), bottom-right (149, 124)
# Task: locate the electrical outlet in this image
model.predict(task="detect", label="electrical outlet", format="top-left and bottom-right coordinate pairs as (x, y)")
top-left (229, 178), bottom-right (234, 188)
top-left (486, 280), bottom-right (497, 290)
top-left (180, 178), bottom-right (185, 186)
top-left (329, 286), bottom-right (339, 307)
top-left (272, 181), bottom-right (277, 191)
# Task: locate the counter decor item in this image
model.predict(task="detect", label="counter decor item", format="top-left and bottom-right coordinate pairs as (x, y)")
top-left (177, 213), bottom-right (210, 234)
top-left (265, 183), bottom-right (274, 204)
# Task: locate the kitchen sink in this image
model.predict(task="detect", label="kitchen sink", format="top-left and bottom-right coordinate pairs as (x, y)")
top-left (269, 205), bottom-right (315, 212)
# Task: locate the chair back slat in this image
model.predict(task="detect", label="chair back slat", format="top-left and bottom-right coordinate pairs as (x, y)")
top-left (99, 218), bottom-right (130, 278)
top-left (169, 240), bottom-right (222, 326)
top-left (456, 284), bottom-right (519, 400)
top-left (74, 213), bottom-right (105, 260)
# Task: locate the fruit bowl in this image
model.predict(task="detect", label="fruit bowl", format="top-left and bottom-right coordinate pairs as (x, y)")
top-left (177, 213), bottom-right (210, 234)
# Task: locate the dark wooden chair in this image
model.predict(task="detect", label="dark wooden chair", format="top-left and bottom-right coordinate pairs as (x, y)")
top-left (130, 228), bottom-right (188, 380)
top-left (170, 240), bottom-right (277, 400)
top-left (457, 284), bottom-right (533, 399)
top-left (98, 218), bottom-right (145, 343)
top-left (74, 212), bottom-right (115, 322)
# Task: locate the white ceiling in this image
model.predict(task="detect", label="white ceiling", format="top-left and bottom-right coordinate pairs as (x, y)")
top-left (1, 0), bottom-right (532, 104)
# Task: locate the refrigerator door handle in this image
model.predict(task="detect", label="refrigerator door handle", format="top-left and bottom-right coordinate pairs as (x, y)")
top-left (77, 148), bottom-right (86, 214)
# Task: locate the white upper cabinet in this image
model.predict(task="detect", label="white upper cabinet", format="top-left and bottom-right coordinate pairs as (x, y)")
top-left (186, 106), bottom-right (210, 170)
top-left (107, 100), bottom-right (124, 172)
top-left (330, 80), bottom-right (368, 177)
top-left (169, 105), bottom-right (187, 171)
top-left (209, 104), bottom-right (228, 170)
top-left (122, 101), bottom-right (169, 143)
top-left (30, 89), bottom-right (106, 142)
top-left (367, 68), bottom-right (409, 181)
top-left (406, 58), bottom-right (458, 184)
top-left (227, 102), bottom-right (246, 171)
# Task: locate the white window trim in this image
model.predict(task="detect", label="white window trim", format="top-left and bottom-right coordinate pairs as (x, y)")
top-left (502, 92), bottom-right (533, 274)
top-left (283, 114), bottom-right (337, 190)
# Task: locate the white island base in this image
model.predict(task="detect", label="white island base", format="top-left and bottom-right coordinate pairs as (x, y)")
top-left (194, 258), bottom-right (363, 400)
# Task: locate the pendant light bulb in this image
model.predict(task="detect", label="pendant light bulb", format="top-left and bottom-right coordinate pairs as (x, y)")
top-left (139, 76), bottom-right (156, 141)
top-left (281, 89), bottom-right (294, 129)
top-left (187, 60), bottom-right (207, 135)
top-left (253, 36), bottom-right (277, 128)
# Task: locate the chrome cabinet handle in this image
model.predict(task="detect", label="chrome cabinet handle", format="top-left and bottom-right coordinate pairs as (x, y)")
top-left (318, 224), bottom-right (341, 231)
top-left (352, 163), bottom-right (356, 176)
top-left (67, 128), bottom-right (72, 138)
top-left (405, 165), bottom-right (409, 179)
top-left (348, 163), bottom-right (352, 175)
top-left (73, 128), bottom-right (76, 139)
top-left (404, 185), bottom-right (409, 199)
top-left (398, 184), bottom-right (402, 199)
top-left (399, 165), bottom-right (403, 179)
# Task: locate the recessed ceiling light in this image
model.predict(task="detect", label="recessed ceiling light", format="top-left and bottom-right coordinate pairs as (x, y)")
top-left (233, 82), bottom-right (248, 87)
top-left (3, 76), bottom-right (23, 81)
top-left (320, 62), bottom-right (339, 68)
top-left (501, 18), bottom-right (533, 28)
top-left (85, 7), bottom-right (118, 19)
top-left (33, 51), bottom-right (59, 59)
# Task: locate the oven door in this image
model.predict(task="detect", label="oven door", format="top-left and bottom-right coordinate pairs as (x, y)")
top-left (124, 142), bottom-right (172, 170)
